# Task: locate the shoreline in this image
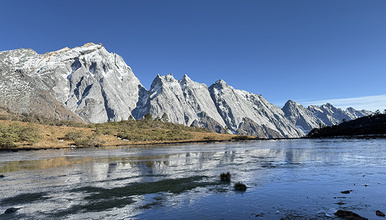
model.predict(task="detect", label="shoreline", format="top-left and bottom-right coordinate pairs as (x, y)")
top-left (2, 135), bottom-right (385, 152)
top-left (0, 136), bottom-right (261, 152)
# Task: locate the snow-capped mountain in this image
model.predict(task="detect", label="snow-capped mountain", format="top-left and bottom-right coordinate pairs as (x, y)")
top-left (283, 100), bottom-right (372, 133)
top-left (136, 73), bottom-right (226, 131)
top-left (0, 48), bottom-right (81, 121)
top-left (282, 100), bottom-right (325, 133)
top-left (209, 80), bottom-right (304, 138)
top-left (0, 43), bottom-right (144, 123)
top-left (0, 43), bottom-right (373, 138)
top-left (307, 103), bottom-right (371, 127)
top-left (346, 107), bottom-right (372, 119)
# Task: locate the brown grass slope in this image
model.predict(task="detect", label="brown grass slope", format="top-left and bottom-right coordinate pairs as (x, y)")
top-left (0, 110), bottom-right (249, 150)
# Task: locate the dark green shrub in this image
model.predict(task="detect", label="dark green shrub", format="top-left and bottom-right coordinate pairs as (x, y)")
top-left (11, 123), bottom-right (43, 143)
top-left (75, 134), bottom-right (105, 147)
top-left (64, 131), bottom-right (85, 141)
top-left (231, 135), bottom-right (250, 140)
top-left (95, 124), bottom-right (116, 135)
top-left (0, 124), bottom-right (18, 148)
top-left (203, 136), bottom-right (216, 140)
top-left (0, 123), bottom-right (43, 148)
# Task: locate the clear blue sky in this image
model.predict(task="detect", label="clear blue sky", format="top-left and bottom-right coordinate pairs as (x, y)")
top-left (1, 0), bottom-right (385, 111)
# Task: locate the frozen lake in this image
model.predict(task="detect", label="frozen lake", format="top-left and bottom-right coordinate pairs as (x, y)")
top-left (1, 138), bottom-right (386, 219)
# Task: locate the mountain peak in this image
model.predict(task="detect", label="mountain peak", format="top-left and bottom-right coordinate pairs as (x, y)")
top-left (164, 73), bottom-right (176, 82)
top-left (83, 42), bottom-right (96, 47)
top-left (0, 43), bottom-right (373, 138)
top-left (285, 100), bottom-right (298, 106)
top-left (81, 42), bottom-right (104, 48)
top-left (217, 79), bottom-right (227, 84)
top-left (211, 79), bottom-right (229, 88)
top-left (150, 74), bottom-right (178, 89)
top-left (323, 103), bottom-right (334, 108)
top-left (182, 74), bottom-right (191, 81)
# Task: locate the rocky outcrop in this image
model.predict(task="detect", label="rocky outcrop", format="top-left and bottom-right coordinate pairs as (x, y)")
top-left (282, 100), bottom-right (325, 134)
top-left (209, 80), bottom-right (304, 138)
top-left (0, 51), bottom-right (82, 122)
top-left (307, 103), bottom-right (371, 127)
top-left (0, 43), bottom-right (144, 123)
top-left (236, 117), bottom-right (282, 138)
top-left (138, 74), bottom-right (226, 128)
top-left (191, 112), bottom-right (226, 134)
top-left (0, 44), bottom-right (373, 138)
top-left (283, 101), bottom-right (372, 134)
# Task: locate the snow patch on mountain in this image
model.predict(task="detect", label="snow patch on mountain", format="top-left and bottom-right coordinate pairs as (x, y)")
top-left (0, 43), bottom-right (144, 123)
top-left (0, 44), bottom-right (373, 138)
top-left (282, 100), bottom-right (325, 134)
top-left (138, 74), bottom-right (226, 129)
top-left (209, 80), bottom-right (304, 138)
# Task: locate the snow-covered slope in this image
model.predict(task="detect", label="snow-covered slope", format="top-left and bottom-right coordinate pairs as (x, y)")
top-left (282, 100), bottom-right (325, 133)
top-left (0, 43), bottom-right (144, 123)
top-left (346, 107), bottom-right (372, 119)
top-left (308, 103), bottom-right (357, 126)
top-left (138, 74), bottom-right (226, 129)
top-left (0, 44), bottom-right (373, 138)
top-left (307, 103), bottom-right (373, 127)
top-left (283, 101), bottom-right (372, 134)
top-left (209, 80), bottom-right (305, 138)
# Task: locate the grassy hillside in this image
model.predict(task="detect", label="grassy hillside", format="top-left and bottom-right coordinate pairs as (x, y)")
top-left (0, 109), bottom-right (246, 150)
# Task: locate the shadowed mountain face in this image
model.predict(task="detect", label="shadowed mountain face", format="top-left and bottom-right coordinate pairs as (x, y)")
top-left (0, 44), bottom-right (372, 138)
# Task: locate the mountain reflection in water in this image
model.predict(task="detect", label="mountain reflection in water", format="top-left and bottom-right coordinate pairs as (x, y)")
top-left (1, 139), bottom-right (386, 219)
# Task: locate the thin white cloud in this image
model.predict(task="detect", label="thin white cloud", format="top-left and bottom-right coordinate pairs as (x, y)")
top-left (300, 94), bottom-right (386, 112)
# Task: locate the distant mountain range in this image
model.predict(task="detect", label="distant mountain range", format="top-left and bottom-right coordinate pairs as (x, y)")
top-left (0, 43), bottom-right (372, 138)
top-left (308, 113), bottom-right (386, 138)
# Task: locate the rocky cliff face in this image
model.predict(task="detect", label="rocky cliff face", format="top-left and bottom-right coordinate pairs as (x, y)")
top-left (236, 117), bottom-right (282, 138)
top-left (209, 80), bottom-right (305, 138)
top-left (0, 43), bottom-right (144, 123)
top-left (0, 49), bottom-right (81, 121)
top-left (137, 74), bottom-right (226, 128)
top-left (346, 107), bottom-right (372, 119)
top-left (283, 101), bottom-right (372, 133)
top-left (282, 100), bottom-right (325, 134)
top-left (307, 103), bottom-right (371, 126)
top-left (0, 44), bottom-right (372, 138)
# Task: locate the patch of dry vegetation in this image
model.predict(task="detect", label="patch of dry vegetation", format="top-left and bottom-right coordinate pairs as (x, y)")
top-left (0, 112), bottom-right (246, 150)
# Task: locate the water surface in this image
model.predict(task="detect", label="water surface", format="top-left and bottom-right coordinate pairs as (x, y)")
top-left (1, 139), bottom-right (386, 219)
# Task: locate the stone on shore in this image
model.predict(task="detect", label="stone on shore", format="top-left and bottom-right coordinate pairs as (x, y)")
top-left (334, 210), bottom-right (368, 220)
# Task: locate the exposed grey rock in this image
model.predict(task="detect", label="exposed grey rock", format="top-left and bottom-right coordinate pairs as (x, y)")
top-left (236, 117), bottom-right (282, 138)
top-left (308, 103), bottom-right (372, 126)
top-left (346, 107), bottom-right (372, 119)
top-left (282, 100), bottom-right (325, 134)
top-left (191, 112), bottom-right (226, 134)
top-left (0, 43), bottom-right (144, 123)
top-left (139, 74), bottom-right (226, 128)
top-left (284, 101), bottom-right (372, 134)
top-left (0, 52), bottom-right (82, 121)
top-left (0, 44), bottom-right (373, 137)
top-left (209, 80), bottom-right (304, 138)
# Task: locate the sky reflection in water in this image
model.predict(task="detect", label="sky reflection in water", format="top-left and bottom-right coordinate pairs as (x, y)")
top-left (1, 139), bottom-right (386, 219)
